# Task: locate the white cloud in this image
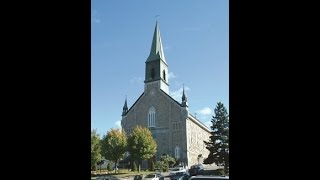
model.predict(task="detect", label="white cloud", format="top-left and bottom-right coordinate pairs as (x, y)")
top-left (194, 107), bottom-right (213, 126)
top-left (115, 120), bottom-right (121, 128)
top-left (168, 72), bottom-right (176, 80)
top-left (196, 107), bottom-right (212, 116)
top-left (170, 86), bottom-right (190, 101)
top-left (130, 77), bottom-right (143, 84)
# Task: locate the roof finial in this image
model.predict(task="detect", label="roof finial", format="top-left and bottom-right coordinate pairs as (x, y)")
top-left (182, 84), bottom-right (188, 107)
top-left (182, 84), bottom-right (185, 98)
top-left (122, 95), bottom-right (128, 116)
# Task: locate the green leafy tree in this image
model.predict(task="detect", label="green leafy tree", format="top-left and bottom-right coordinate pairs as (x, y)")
top-left (127, 126), bottom-right (157, 172)
top-left (155, 161), bottom-right (166, 172)
top-left (160, 154), bottom-right (176, 170)
top-left (203, 102), bottom-right (229, 175)
top-left (101, 128), bottom-right (127, 173)
top-left (107, 162), bottom-right (112, 171)
top-left (91, 129), bottom-right (102, 171)
top-left (155, 154), bottom-right (175, 172)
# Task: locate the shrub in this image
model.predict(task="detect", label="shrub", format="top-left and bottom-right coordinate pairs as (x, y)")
top-left (162, 164), bottom-right (169, 172)
top-left (107, 162), bottom-right (112, 171)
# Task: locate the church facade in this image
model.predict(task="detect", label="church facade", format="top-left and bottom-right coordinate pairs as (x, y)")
top-left (121, 22), bottom-right (211, 168)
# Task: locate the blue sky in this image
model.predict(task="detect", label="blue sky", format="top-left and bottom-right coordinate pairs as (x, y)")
top-left (91, 0), bottom-right (229, 137)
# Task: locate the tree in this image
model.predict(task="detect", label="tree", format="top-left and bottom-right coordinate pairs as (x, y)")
top-left (97, 160), bottom-right (105, 173)
top-left (91, 129), bottom-right (102, 171)
top-left (160, 154), bottom-right (176, 170)
top-left (101, 128), bottom-right (127, 173)
top-left (203, 102), bottom-right (229, 175)
top-left (127, 126), bottom-right (157, 172)
top-left (154, 154), bottom-right (175, 172)
top-left (107, 162), bottom-right (112, 171)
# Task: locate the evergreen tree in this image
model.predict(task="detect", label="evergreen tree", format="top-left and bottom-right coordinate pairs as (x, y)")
top-left (203, 102), bottom-right (229, 175)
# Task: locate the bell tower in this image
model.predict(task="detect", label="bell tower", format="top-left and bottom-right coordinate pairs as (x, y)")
top-left (144, 21), bottom-right (169, 94)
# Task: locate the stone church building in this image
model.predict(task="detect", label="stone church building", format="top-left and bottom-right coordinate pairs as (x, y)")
top-left (121, 22), bottom-right (211, 168)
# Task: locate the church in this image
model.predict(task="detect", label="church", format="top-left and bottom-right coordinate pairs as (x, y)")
top-left (121, 21), bottom-right (211, 168)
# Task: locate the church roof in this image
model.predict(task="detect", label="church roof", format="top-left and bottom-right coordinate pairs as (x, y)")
top-left (146, 21), bottom-right (167, 64)
top-left (188, 113), bottom-right (211, 132)
top-left (126, 92), bottom-right (145, 113)
top-left (126, 90), bottom-right (182, 115)
top-left (160, 89), bottom-right (183, 106)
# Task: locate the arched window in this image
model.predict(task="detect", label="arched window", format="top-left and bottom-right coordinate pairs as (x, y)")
top-left (151, 68), bottom-right (155, 79)
top-left (148, 107), bottom-right (156, 127)
top-left (175, 146), bottom-right (180, 159)
top-left (163, 70), bottom-right (166, 81)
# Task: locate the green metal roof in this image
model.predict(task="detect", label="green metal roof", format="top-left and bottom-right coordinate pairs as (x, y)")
top-left (146, 21), bottom-right (167, 64)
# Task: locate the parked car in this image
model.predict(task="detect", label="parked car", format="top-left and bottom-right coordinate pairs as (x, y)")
top-left (188, 175), bottom-right (229, 180)
top-left (134, 175), bottom-right (143, 180)
top-left (170, 172), bottom-right (190, 180)
top-left (188, 164), bottom-right (204, 176)
top-left (169, 167), bottom-right (187, 176)
top-left (144, 173), bottom-right (164, 180)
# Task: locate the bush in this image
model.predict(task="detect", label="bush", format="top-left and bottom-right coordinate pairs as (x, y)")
top-left (162, 164), bottom-right (169, 172)
top-left (107, 162), bottom-right (112, 171)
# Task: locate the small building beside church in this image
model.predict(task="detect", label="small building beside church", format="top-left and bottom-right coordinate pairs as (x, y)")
top-left (121, 22), bottom-right (211, 168)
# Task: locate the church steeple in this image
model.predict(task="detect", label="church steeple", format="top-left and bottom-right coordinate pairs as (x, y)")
top-left (181, 84), bottom-right (188, 107)
top-left (122, 97), bottom-right (128, 116)
top-left (146, 21), bottom-right (167, 64)
top-left (144, 21), bottom-right (169, 94)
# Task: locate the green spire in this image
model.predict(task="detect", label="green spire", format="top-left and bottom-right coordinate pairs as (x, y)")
top-left (146, 21), bottom-right (167, 64)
